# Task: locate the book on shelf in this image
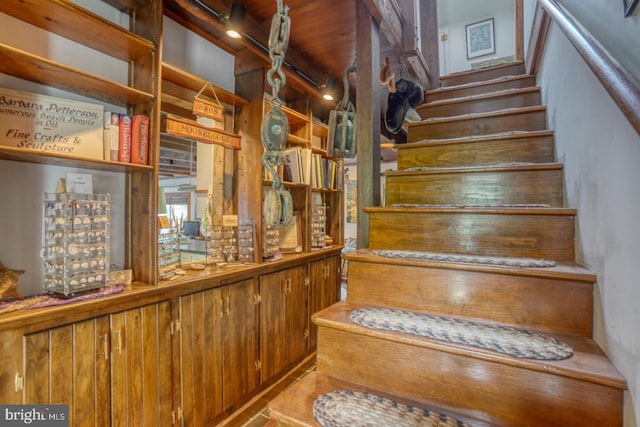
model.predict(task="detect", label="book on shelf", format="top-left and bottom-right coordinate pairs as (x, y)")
top-left (278, 147), bottom-right (313, 185)
top-left (131, 114), bottom-right (150, 165)
top-left (118, 114), bottom-right (132, 163)
top-left (103, 111), bottom-right (119, 161)
top-left (311, 154), bottom-right (343, 190)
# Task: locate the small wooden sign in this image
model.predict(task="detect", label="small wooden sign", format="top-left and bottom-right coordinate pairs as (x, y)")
top-left (222, 215), bottom-right (238, 227)
top-left (193, 96), bottom-right (224, 122)
top-left (164, 114), bottom-right (241, 150)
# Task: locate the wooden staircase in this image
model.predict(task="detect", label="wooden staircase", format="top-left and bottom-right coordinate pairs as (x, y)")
top-left (268, 63), bottom-right (627, 426)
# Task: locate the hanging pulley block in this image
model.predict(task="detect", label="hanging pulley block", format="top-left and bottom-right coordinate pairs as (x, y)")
top-left (262, 104), bottom-right (289, 151)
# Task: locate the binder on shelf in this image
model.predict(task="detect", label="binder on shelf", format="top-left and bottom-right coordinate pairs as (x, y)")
top-left (103, 111), bottom-right (119, 161)
top-left (131, 114), bottom-right (150, 165)
top-left (118, 114), bottom-right (132, 163)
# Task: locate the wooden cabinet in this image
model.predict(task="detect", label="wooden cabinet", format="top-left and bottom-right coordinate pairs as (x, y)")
top-left (0, 0), bottom-right (161, 285)
top-left (259, 265), bottom-right (309, 382)
top-left (308, 254), bottom-right (342, 349)
top-left (177, 278), bottom-right (259, 425)
top-left (18, 301), bottom-right (173, 426)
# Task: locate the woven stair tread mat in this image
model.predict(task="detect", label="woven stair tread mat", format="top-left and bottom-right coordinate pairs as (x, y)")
top-left (372, 249), bottom-right (556, 268)
top-left (350, 307), bottom-right (573, 360)
top-left (313, 390), bottom-right (470, 427)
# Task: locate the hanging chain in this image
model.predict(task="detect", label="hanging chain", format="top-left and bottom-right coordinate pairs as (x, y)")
top-left (266, 0), bottom-right (290, 106)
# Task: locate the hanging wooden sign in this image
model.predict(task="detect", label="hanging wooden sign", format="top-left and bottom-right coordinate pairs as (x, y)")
top-left (193, 95), bottom-right (224, 122)
top-left (163, 115), bottom-right (240, 150)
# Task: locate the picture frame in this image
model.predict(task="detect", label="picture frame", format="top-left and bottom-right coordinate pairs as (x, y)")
top-left (466, 18), bottom-right (495, 59)
top-left (624, 0), bottom-right (639, 17)
top-left (277, 212), bottom-right (301, 253)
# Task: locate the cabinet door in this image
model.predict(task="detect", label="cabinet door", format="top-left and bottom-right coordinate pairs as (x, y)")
top-left (222, 278), bottom-right (259, 411)
top-left (178, 279), bottom-right (258, 423)
top-left (260, 265), bottom-right (308, 382)
top-left (178, 288), bottom-right (224, 426)
top-left (23, 317), bottom-right (111, 426)
top-left (110, 301), bottom-right (173, 427)
top-left (309, 255), bottom-right (341, 349)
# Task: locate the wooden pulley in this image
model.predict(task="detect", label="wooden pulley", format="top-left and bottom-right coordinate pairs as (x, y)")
top-left (268, 2), bottom-right (290, 56)
top-left (263, 188), bottom-right (293, 227)
top-left (328, 64), bottom-right (357, 158)
top-left (261, 104), bottom-right (289, 151)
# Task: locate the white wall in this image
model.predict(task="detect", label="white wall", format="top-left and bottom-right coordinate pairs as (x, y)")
top-left (163, 17), bottom-right (235, 92)
top-left (558, 0), bottom-right (640, 81)
top-left (439, 8), bottom-right (515, 74)
top-left (537, 23), bottom-right (640, 427)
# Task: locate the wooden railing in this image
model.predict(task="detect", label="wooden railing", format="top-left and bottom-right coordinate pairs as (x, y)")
top-left (534, 0), bottom-right (640, 136)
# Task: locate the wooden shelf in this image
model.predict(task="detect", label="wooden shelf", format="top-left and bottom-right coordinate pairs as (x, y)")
top-left (0, 145), bottom-right (154, 173)
top-left (264, 99), bottom-right (309, 127)
top-left (102, 0), bottom-right (154, 12)
top-left (0, 43), bottom-right (154, 106)
top-left (0, 0), bottom-right (155, 62)
top-left (263, 180), bottom-right (309, 190)
top-left (162, 62), bottom-right (248, 107)
top-left (288, 134), bottom-right (310, 146)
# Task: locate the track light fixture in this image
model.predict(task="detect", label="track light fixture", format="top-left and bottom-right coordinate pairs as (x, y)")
top-left (322, 77), bottom-right (336, 101)
top-left (225, 3), bottom-right (246, 39)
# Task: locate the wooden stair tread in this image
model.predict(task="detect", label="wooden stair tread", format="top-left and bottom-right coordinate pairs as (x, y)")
top-left (439, 62), bottom-right (526, 87)
top-left (397, 130), bottom-right (554, 149)
top-left (440, 61), bottom-right (525, 79)
top-left (428, 74), bottom-right (534, 96)
top-left (383, 162), bottom-right (562, 176)
top-left (314, 301), bottom-right (627, 390)
top-left (269, 371), bottom-right (496, 427)
top-left (344, 248), bottom-right (596, 283)
top-left (407, 105), bottom-right (547, 126)
top-left (365, 205), bottom-right (576, 215)
top-left (418, 86), bottom-right (541, 108)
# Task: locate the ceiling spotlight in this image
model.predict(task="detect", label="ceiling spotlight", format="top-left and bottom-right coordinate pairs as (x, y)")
top-left (225, 3), bottom-right (246, 39)
top-left (322, 77), bottom-right (336, 101)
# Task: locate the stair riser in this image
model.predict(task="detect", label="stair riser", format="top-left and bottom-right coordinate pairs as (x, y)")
top-left (346, 260), bottom-right (593, 337)
top-left (417, 90), bottom-right (541, 120)
top-left (407, 109), bottom-right (547, 141)
top-left (440, 63), bottom-right (526, 87)
top-left (426, 76), bottom-right (536, 102)
top-left (397, 133), bottom-right (555, 169)
top-left (385, 169), bottom-right (563, 207)
top-left (316, 327), bottom-right (622, 427)
top-left (368, 211), bottom-right (575, 261)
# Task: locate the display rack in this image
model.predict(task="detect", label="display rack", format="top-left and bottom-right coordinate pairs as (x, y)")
top-left (311, 204), bottom-right (327, 249)
top-left (206, 224), bottom-right (255, 264)
top-left (158, 227), bottom-right (180, 280)
top-left (42, 193), bottom-right (110, 295)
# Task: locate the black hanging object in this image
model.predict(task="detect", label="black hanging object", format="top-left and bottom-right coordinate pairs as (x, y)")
top-left (385, 78), bottom-right (424, 134)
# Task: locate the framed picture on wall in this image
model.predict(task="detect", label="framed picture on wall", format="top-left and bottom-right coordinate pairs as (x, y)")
top-left (466, 18), bottom-right (495, 59)
top-left (624, 0), bottom-right (639, 17)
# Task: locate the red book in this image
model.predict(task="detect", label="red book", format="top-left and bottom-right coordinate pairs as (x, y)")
top-left (131, 115), bottom-right (149, 165)
top-left (118, 114), bottom-right (132, 163)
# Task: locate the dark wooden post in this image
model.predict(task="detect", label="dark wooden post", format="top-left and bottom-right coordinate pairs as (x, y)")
top-left (356, 0), bottom-right (382, 249)
top-left (421, 0), bottom-right (440, 89)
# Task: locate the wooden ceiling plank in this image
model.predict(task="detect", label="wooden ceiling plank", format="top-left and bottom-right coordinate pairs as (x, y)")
top-left (164, 0), bottom-right (328, 98)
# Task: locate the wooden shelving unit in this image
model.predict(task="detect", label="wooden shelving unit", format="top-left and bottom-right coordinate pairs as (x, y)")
top-left (261, 98), bottom-right (343, 255)
top-left (0, 0), bottom-right (161, 283)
